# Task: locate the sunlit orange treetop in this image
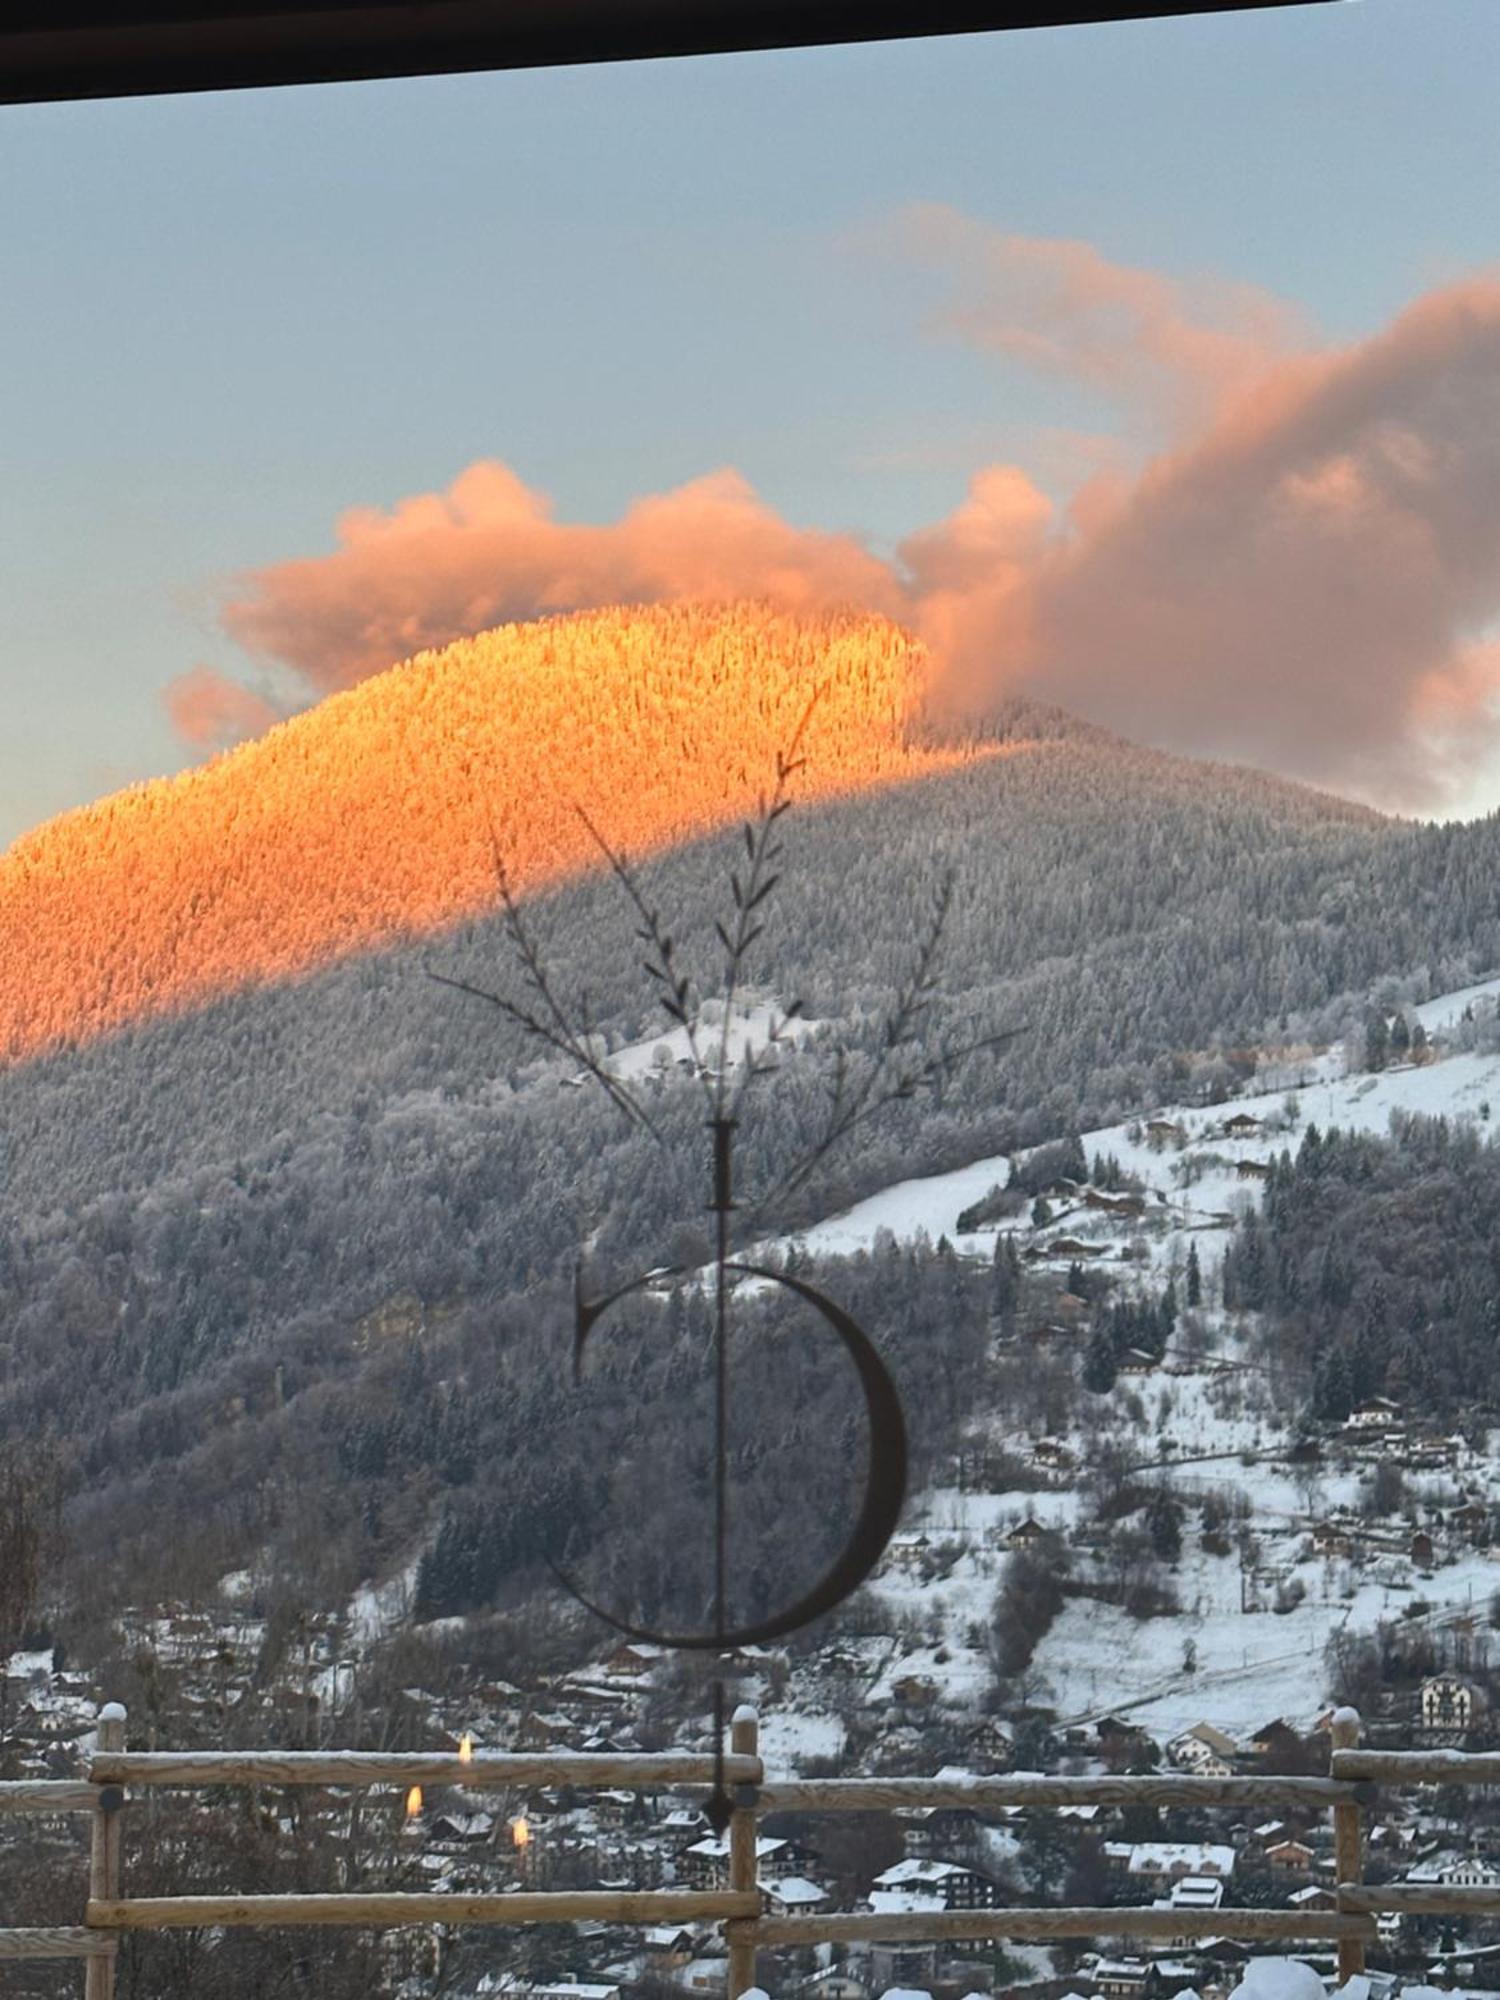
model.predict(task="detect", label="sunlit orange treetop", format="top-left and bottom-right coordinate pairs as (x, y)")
top-left (0, 602), bottom-right (988, 1061)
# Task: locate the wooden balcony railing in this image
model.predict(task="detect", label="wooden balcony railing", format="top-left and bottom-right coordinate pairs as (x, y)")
top-left (3, 1703), bottom-right (1500, 1996)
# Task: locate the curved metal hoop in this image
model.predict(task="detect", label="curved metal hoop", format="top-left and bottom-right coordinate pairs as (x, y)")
top-left (550, 1260), bottom-right (908, 1649)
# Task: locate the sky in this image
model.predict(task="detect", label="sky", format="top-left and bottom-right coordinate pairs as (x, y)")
top-left (3, 0), bottom-right (1500, 849)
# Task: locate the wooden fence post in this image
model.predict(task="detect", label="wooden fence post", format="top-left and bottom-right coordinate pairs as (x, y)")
top-left (726, 1706), bottom-right (760, 2000)
top-left (1331, 1705), bottom-right (1366, 1983)
top-left (86, 1703), bottom-right (127, 2000)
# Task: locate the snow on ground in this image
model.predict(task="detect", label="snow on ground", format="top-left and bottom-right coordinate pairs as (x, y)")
top-left (604, 996), bottom-right (821, 1082)
top-left (855, 1336), bottom-right (1500, 1744)
top-left (756, 980), bottom-right (1500, 1284)
top-left (1415, 973), bottom-right (1500, 1036)
top-left (349, 1558), bottom-right (422, 1647)
top-left (755, 1710), bottom-right (848, 1769)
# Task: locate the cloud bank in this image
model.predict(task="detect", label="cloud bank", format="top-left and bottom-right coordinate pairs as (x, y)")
top-left (172, 220), bottom-right (1500, 810)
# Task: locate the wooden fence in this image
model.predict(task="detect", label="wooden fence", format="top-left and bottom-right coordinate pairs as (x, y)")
top-left (7, 1703), bottom-right (1500, 1995)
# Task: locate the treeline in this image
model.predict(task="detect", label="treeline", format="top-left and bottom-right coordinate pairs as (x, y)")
top-left (1222, 1115), bottom-right (1500, 1424)
top-left (0, 603), bottom-right (968, 1061)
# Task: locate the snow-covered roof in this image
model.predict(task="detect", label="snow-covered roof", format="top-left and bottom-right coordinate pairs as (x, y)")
top-left (686, 1834), bottom-right (787, 1860)
top-left (1128, 1842), bottom-right (1235, 1876)
top-left (1170, 1876), bottom-right (1225, 1909)
top-left (866, 1890), bottom-right (946, 1916)
top-left (762, 1877), bottom-right (827, 1905)
top-left (874, 1859), bottom-right (971, 1886)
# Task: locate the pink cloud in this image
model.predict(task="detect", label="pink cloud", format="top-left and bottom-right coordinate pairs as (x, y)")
top-left (163, 665), bottom-right (280, 750)
top-left (170, 228), bottom-right (1500, 812)
top-left (218, 461), bottom-right (901, 695)
top-left (880, 203), bottom-right (1311, 431)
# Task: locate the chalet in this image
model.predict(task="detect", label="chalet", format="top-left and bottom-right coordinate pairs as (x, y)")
top-left (762, 1876), bottom-right (830, 1918)
top-left (1405, 1854), bottom-right (1500, 1889)
top-left (1222, 1113), bottom-right (1265, 1137)
top-left (1151, 1877), bottom-right (1224, 1946)
top-left (800, 1976), bottom-right (868, 2000)
top-left (1311, 1522), bottom-right (1353, 1557)
top-left (1025, 1237), bottom-right (1108, 1261)
top-left (680, 1833), bottom-right (798, 1888)
top-left (1288, 1884), bottom-right (1337, 1912)
top-left (1125, 1843), bottom-right (1235, 1883)
top-left (429, 1810), bottom-right (495, 1845)
top-left (514, 1712), bottom-right (577, 1751)
top-left (1247, 1719), bottom-right (1303, 1765)
top-left (891, 1675), bottom-right (939, 1708)
top-left (1166, 1876), bottom-right (1224, 1912)
top-left (1168, 1724), bottom-right (1238, 1779)
top-left (1146, 1119), bottom-right (1186, 1144)
top-left (1006, 1518), bottom-right (1051, 1550)
top-left (1419, 1674), bottom-right (1481, 1743)
top-left (603, 1643), bottom-right (667, 1677)
top-left (1410, 1529), bottom-right (1436, 1569)
top-left (1083, 1189), bottom-right (1147, 1218)
top-left (1093, 1961), bottom-right (1151, 1999)
top-left (1235, 1160), bottom-right (1273, 1182)
top-left (872, 1859), bottom-right (997, 1911)
top-left (640, 1925), bottom-right (697, 1959)
top-left (1117, 1347), bottom-right (1160, 1376)
top-left (1264, 1839), bottom-right (1314, 1874)
top-left (593, 1790), bottom-right (639, 1831)
top-left (966, 1719), bottom-right (1014, 1769)
top-left (1097, 1715), bottom-right (1150, 1751)
top-left (1349, 1396), bottom-right (1403, 1431)
top-left (1032, 1437), bottom-right (1075, 1472)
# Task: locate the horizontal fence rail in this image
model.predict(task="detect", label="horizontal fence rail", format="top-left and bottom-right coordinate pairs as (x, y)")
top-left (86, 1890), bottom-right (762, 1931)
top-left (0, 1781), bottom-right (101, 1816)
top-left (0, 1929), bottom-right (115, 1962)
top-left (90, 1750), bottom-right (763, 1789)
top-left (739, 1908), bottom-right (1379, 1947)
top-left (22, 1701), bottom-right (1500, 1992)
top-left (757, 1773), bottom-right (1370, 1813)
top-left (1332, 1747), bottom-right (1500, 1785)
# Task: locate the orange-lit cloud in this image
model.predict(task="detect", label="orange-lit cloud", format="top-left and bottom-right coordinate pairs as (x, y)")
top-left (173, 231), bottom-right (1500, 809)
top-left (878, 203), bottom-right (1311, 431)
top-left (218, 462), bottom-right (901, 696)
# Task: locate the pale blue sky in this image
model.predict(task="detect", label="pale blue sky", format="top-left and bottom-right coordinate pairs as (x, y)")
top-left (1, 0), bottom-right (1496, 846)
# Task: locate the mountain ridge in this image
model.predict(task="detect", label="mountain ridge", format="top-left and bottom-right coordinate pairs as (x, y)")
top-left (0, 600), bottom-right (1388, 1067)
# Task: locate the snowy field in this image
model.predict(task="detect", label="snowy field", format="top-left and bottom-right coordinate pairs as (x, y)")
top-left (746, 974), bottom-right (1500, 1748)
top-left (757, 981), bottom-right (1500, 1285)
top-left (604, 995), bottom-right (821, 1081)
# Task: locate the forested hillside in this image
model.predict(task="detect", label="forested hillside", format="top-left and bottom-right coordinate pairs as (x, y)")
top-left (1228, 1108), bottom-right (1500, 1425)
top-left (5, 604), bottom-right (1500, 1623)
top-left (0, 604), bottom-right (975, 1061)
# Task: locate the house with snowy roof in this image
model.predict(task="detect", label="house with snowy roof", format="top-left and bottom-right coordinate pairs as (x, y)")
top-left (1168, 1724), bottom-right (1238, 1778)
top-left (1125, 1842), bottom-right (1235, 1882)
top-left (761, 1876), bottom-right (830, 1918)
top-left (680, 1832), bottom-right (808, 1888)
top-left (871, 1858), bottom-right (997, 1910)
